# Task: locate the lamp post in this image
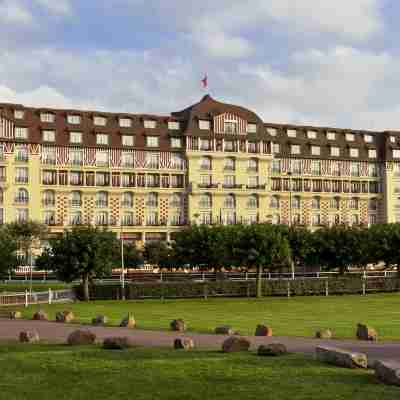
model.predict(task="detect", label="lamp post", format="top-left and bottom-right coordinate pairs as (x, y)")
top-left (287, 171), bottom-right (295, 280)
top-left (120, 221), bottom-right (125, 300)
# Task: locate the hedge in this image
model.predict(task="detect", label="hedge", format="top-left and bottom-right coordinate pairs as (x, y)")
top-left (74, 277), bottom-right (400, 300)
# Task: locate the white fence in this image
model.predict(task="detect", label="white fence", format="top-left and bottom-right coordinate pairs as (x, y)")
top-left (0, 289), bottom-right (75, 307)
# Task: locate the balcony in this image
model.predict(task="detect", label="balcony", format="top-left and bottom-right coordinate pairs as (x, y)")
top-left (246, 184), bottom-right (266, 190)
top-left (42, 179), bottom-right (56, 185)
top-left (198, 183), bottom-right (218, 189)
top-left (222, 184), bottom-right (243, 189)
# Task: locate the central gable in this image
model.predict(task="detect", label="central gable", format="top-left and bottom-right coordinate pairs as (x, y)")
top-left (213, 112), bottom-right (247, 135)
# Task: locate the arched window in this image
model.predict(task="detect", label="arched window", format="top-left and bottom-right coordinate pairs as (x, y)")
top-left (199, 193), bottom-right (211, 208)
top-left (247, 194), bottom-right (258, 209)
top-left (199, 156), bottom-right (212, 170)
top-left (270, 195), bottom-right (280, 209)
top-left (292, 196), bottom-right (301, 209)
top-left (122, 192), bottom-right (134, 207)
top-left (224, 194), bottom-right (235, 209)
top-left (42, 190), bottom-right (55, 206)
top-left (16, 188), bottom-right (29, 204)
top-left (312, 196), bottom-right (320, 210)
top-left (146, 192), bottom-right (158, 207)
top-left (96, 191), bottom-right (108, 208)
top-left (330, 197), bottom-right (340, 210)
top-left (170, 193), bottom-right (182, 207)
top-left (70, 191), bottom-right (82, 207)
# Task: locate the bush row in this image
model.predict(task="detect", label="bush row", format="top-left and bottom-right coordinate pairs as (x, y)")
top-left (75, 277), bottom-right (400, 300)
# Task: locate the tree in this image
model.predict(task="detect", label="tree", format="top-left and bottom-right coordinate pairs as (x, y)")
top-left (6, 221), bottom-right (47, 266)
top-left (38, 225), bottom-right (119, 301)
top-left (0, 227), bottom-right (19, 279)
top-left (227, 224), bottom-right (290, 298)
top-left (122, 242), bottom-right (144, 268)
top-left (368, 224), bottom-right (400, 270)
top-left (144, 241), bottom-right (175, 268)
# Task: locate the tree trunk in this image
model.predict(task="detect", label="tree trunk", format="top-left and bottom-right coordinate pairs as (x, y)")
top-left (256, 265), bottom-right (263, 298)
top-left (83, 274), bottom-right (90, 301)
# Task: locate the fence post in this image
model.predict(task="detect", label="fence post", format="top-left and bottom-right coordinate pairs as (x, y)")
top-left (25, 290), bottom-right (28, 307)
top-left (362, 279), bottom-right (366, 296)
top-left (48, 288), bottom-right (52, 305)
top-left (245, 271), bottom-right (248, 281)
top-left (287, 280), bottom-right (290, 298)
top-left (203, 284), bottom-right (208, 300)
top-left (160, 272), bottom-right (163, 282)
top-left (202, 272), bottom-right (205, 281)
top-left (325, 280), bottom-right (329, 297)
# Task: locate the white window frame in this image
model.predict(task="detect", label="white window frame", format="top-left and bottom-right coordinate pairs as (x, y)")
top-left (40, 113), bottom-right (55, 123)
top-left (349, 148), bottom-right (359, 158)
top-left (330, 147), bottom-right (340, 157)
top-left (144, 120), bottom-right (157, 129)
top-left (247, 123), bottom-right (257, 133)
top-left (307, 130), bottom-right (317, 139)
top-left (364, 134), bottom-right (373, 143)
top-left (168, 121), bottom-right (180, 130)
top-left (171, 138), bottom-right (182, 148)
top-left (15, 127), bottom-right (28, 139)
top-left (199, 120), bottom-right (210, 130)
top-left (291, 144), bottom-right (301, 155)
top-left (368, 149), bottom-right (377, 159)
top-left (119, 118), bottom-right (132, 128)
top-left (287, 129), bottom-right (297, 138)
top-left (96, 133), bottom-right (109, 145)
top-left (272, 143), bottom-right (280, 154)
top-left (94, 116), bottom-right (107, 126)
top-left (70, 131), bottom-right (82, 144)
top-left (146, 136), bottom-right (159, 148)
top-left (14, 110), bottom-right (24, 119)
top-left (311, 145), bottom-right (320, 156)
top-left (42, 130), bottom-right (55, 142)
top-left (122, 135), bottom-right (134, 147)
top-left (326, 131), bottom-right (336, 140)
top-left (393, 149), bottom-right (400, 158)
top-left (267, 127), bottom-right (277, 136)
top-left (67, 115), bottom-right (81, 125)
top-left (346, 133), bottom-right (355, 141)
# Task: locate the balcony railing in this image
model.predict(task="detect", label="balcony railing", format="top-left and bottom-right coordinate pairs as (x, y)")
top-left (15, 197), bottom-right (29, 204)
top-left (15, 155), bottom-right (28, 162)
top-left (246, 184), bottom-right (266, 190)
top-left (42, 199), bottom-right (55, 207)
top-left (69, 200), bottom-right (82, 207)
top-left (198, 183), bottom-right (218, 189)
top-left (222, 184), bottom-right (243, 189)
top-left (96, 201), bottom-right (108, 208)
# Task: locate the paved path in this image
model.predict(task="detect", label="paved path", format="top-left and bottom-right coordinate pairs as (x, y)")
top-left (1, 319), bottom-right (400, 362)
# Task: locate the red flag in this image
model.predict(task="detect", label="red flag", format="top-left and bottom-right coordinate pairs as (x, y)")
top-left (201, 74), bottom-right (208, 88)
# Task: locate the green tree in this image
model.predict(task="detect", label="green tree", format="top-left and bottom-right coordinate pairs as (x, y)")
top-left (6, 221), bottom-right (47, 266)
top-left (122, 242), bottom-right (144, 268)
top-left (38, 225), bottom-right (119, 301)
top-left (368, 224), bottom-right (400, 270)
top-left (0, 227), bottom-right (19, 279)
top-left (144, 241), bottom-right (175, 268)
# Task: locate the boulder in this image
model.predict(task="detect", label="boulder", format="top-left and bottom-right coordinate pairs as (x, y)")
top-left (120, 314), bottom-right (136, 328)
top-left (67, 329), bottom-right (96, 346)
top-left (56, 310), bottom-right (74, 323)
top-left (174, 338), bottom-right (194, 350)
top-left (315, 346), bottom-right (367, 369)
top-left (170, 319), bottom-right (186, 332)
top-left (32, 310), bottom-right (48, 321)
top-left (19, 330), bottom-right (40, 343)
top-left (374, 360), bottom-right (400, 386)
top-left (356, 323), bottom-right (377, 341)
top-left (222, 336), bottom-right (251, 353)
top-left (9, 311), bottom-right (22, 320)
top-left (255, 325), bottom-right (273, 337)
top-left (258, 343), bottom-right (287, 356)
top-left (103, 337), bottom-right (135, 350)
top-left (215, 326), bottom-right (234, 335)
top-left (315, 329), bottom-right (333, 339)
top-left (92, 315), bottom-right (108, 326)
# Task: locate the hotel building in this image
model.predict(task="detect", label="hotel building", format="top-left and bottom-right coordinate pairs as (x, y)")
top-left (0, 94), bottom-right (399, 244)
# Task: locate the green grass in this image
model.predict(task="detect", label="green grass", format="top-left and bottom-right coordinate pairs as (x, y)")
top-left (0, 282), bottom-right (71, 293)
top-left (19, 293), bottom-right (400, 340)
top-left (0, 344), bottom-right (397, 400)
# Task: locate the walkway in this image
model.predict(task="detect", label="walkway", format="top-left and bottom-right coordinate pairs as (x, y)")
top-left (1, 320), bottom-right (400, 363)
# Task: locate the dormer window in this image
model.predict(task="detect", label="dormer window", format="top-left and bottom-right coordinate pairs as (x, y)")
top-left (94, 116), bottom-right (107, 126)
top-left (144, 120), bottom-right (157, 129)
top-left (307, 130), bottom-right (317, 139)
top-left (345, 133), bottom-right (355, 141)
top-left (364, 134), bottom-right (373, 143)
top-left (327, 131), bottom-right (336, 140)
top-left (168, 121), bottom-right (180, 130)
top-left (14, 110), bottom-right (24, 119)
top-left (67, 115), bottom-right (81, 125)
top-left (199, 120), bottom-right (210, 130)
top-left (390, 136), bottom-right (396, 143)
top-left (287, 129), bottom-right (297, 138)
top-left (40, 112), bottom-right (55, 123)
top-left (119, 118), bottom-right (132, 128)
top-left (247, 123), bottom-right (257, 133)
top-left (267, 127), bottom-right (277, 136)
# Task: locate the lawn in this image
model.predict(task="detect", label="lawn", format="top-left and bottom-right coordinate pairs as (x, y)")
top-left (19, 293), bottom-right (400, 340)
top-left (0, 344), bottom-right (397, 400)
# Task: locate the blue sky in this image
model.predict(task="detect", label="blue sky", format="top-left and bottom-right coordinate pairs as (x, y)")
top-left (1, 0), bottom-right (400, 130)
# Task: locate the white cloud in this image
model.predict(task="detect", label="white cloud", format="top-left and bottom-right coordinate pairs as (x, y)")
top-left (0, 0), bottom-right (33, 24)
top-left (32, 0), bottom-right (72, 16)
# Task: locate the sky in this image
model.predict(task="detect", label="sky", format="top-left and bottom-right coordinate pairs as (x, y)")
top-left (1, 0), bottom-right (399, 130)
